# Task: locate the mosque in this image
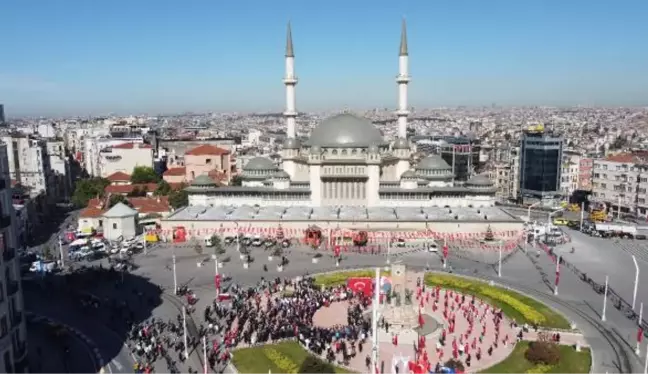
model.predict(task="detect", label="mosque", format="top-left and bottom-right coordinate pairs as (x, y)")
top-left (161, 22), bottom-right (522, 238)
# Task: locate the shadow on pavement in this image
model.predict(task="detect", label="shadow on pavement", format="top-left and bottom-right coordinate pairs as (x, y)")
top-left (22, 266), bottom-right (163, 372)
top-left (26, 206), bottom-right (77, 247)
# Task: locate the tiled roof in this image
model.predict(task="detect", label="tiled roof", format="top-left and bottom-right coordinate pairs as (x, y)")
top-left (113, 142), bottom-right (153, 149)
top-left (79, 198), bottom-right (106, 218)
top-left (106, 171), bottom-right (131, 182)
top-left (605, 152), bottom-right (648, 164)
top-left (163, 167), bottom-right (186, 176)
top-left (185, 144), bottom-right (230, 156)
top-left (129, 196), bottom-right (171, 214)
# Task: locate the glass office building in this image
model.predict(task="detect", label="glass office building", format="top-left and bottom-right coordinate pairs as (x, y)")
top-left (519, 129), bottom-right (563, 199)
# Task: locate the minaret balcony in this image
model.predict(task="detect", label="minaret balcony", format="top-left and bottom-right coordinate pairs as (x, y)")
top-left (283, 76), bottom-right (298, 84)
top-left (283, 110), bottom-right (298, 117)
top-left (396, 75), bottom-right (410, 84)
top-left (395, 109), bottom-right (410, 116)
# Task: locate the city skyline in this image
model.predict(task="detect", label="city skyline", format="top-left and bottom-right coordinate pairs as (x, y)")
top-left (2, 0), bottom-right (648, 116)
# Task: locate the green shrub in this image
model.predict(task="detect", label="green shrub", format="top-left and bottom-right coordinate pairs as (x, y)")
top-left (525, 341), bottom-right (560, 366)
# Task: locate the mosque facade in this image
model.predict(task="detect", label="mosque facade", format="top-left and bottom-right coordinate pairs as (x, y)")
top-left (185, 21), bottom-right (497, 209)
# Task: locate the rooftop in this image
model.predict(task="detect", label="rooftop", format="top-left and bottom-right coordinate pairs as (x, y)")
top-left (106, 171), bottom-right (131, 182)
top-left (113, 142), bottom-right (153, 149)
top-left (185, 144), bottom-right (230, 156)
top-left (166, 205), bottom-right (517, 222)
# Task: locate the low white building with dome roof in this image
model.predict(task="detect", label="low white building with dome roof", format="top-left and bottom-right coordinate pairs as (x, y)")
top-left (183, 21), bottom-right (498, 210)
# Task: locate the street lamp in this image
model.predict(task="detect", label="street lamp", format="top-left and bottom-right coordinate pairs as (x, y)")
top-left (527, 201), bottom-right (541, 223)
top-left (632, 255), bottom-right (640, 310)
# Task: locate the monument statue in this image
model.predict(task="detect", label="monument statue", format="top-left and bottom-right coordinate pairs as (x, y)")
top-left (380, 262), bottom-right (420, 332)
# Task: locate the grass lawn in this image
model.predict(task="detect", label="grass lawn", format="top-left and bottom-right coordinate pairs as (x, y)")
top-left (313, 270), bottom-right (389, 288)
top-left (232, 341), bottom-right (353, 373)
top-left (424, 273), bottom-right (571, 329)
top-left (481, 341), bottom-right (591, 373)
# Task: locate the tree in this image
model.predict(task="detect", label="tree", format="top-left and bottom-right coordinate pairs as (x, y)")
top-left (109, 194), bottom-right (130, 208)
top-left (154, 180), bottom-right (172, 196)
top-left (485, 225), bottom-right (494, 241)
top-left (194, 241), bottom-right (203, 255)
top-left (72, 178), bottom-right (110, 208)
top-left (168, 189), bottom-right (188, 209)
top-left (41, 245), bottom-right (54, 261)
top-left (231, 175), bottom-right (243, 186)
top-left (130, 166), bottom-right (159, 184)
top-left (127, 186), bottom-right (148, 197)
top-left (211, 235), bottom-right (225, 255)
top-left (297, 355), bottom-right (335, 374)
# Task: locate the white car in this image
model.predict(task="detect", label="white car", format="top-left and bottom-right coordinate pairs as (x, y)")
top-left (427, 242), bottom-right (439, 252)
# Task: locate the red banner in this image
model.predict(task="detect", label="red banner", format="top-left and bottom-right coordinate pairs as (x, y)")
top-left (347, 277), bottom-right (373, 297)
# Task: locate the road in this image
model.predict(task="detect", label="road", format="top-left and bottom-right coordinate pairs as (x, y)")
top-left (129, 240), bottom-right (644, 373)
top-left (24, 218), bottom-right (648, 373)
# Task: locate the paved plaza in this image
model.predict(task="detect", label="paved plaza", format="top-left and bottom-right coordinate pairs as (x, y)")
top-left (23, 218), bottom-right (648, 373)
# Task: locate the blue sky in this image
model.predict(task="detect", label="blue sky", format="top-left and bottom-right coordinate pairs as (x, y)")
top-left (2, 0), bottom-right (648, 116)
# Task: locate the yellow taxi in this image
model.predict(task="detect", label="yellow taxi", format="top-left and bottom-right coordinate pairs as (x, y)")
top-left (553, 218), bottom-right (569, 226)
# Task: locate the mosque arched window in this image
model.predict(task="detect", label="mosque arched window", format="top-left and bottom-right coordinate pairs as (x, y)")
top-left (332, 149), bottom-right (338, 155)
top-left (341, 149), bottom-right (347, 156)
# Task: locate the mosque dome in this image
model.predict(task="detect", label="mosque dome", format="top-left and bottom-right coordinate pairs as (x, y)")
top-left (306, 114), bottom-right (385, 148)
top-left (466, 174), bottom-right (494, 187)
top-left (415, 155), bottom-right (451, 170)
top-left (401, 169), bottom-right (417, 179)
top-left (273, 170), bottom-right (290, 179)
top-left (243, 157), bottom-right (277, 171)
top-left (191, 174), bottom-right (217, 187)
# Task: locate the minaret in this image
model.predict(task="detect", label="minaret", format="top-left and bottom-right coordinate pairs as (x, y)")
top-left (393, 19), bottom-right (412, 179)
top-left (282, 22), bottom-right (300, 180)
top-left (284, 22), bottom-right (298, 139)
top-left (396, 18), bottom-right (410, 139)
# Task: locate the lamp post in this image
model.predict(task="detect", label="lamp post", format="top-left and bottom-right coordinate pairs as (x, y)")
top-left (602, 275), bottom-right (609, 322)
top-left (527, 201), bottom-right (541, 223)
top-left (182, 306), bottom-right (189, 359)
top-left (172, 250), bottom-right (178, 294)
top-left (579, 201), bottom-right (585, 231)
top-left (637, 302), bottom-right (643, 355)
top-left (370, 267), bottom-right (380, 374)
top-left (554, 255), bottom-right (561, 295)
top-left (498, 244), bottom-right (502, 277)
top-left (633, 255), bottom-right (640, 310)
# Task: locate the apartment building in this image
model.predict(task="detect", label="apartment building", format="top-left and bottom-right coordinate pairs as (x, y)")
top-left (488, 147), bottom-right (520, 201)
top-left (592, 152), bottom-right (648, 218)
top-left (184, 145), bottom-right (231, 183)
top-left (99, 142), bottom-right (154, 178)
top-left (560, 152), bottom-right (581, 197)
top-left (0, 143), bottom-right (28, 373)
top-left (578, 158), bottom-right (593, 191)
top-left (1, 136), bottom-right (53, 198)
top-left (83, 136), bottom-right (144, 177)
top-left (45, 139), bottom-right (72, 201)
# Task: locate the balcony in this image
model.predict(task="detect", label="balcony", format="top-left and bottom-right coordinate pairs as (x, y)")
top-left (6, 281), bottom-right (18, 296)
top-left (2, 248), bottom-right (14, 262)
top-left (0, 215), bottom-right (10, 229)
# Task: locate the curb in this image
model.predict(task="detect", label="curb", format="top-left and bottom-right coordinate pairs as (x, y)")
top-left (26, 312), bottom-right (105, 373)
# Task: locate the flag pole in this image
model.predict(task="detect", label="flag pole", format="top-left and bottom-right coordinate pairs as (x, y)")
top-left (371, 267), bottom-right (380, 374)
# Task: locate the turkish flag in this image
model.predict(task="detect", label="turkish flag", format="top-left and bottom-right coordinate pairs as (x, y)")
top-left (443, 245), bottom-right (449, 259)
top-left (638, 327), bottom-right (644, 343)
top-left (347, 277), bottom-right (373, 297)
top-left (418, 309), bottom-right (425, 328)
top-left (334, 246), bottom-right (341, 257)
top-left (555, 272), bottom-right (560, 287)
top-left (215, 274), bottom-right (221, 290)
top-left (392, 334), bottom-right (398, 346)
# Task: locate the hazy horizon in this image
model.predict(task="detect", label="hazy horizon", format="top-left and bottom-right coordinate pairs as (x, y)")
top-left (2, 0), bottom-right (648, 117)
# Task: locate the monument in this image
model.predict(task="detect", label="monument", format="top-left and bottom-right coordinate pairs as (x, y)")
top-left (380, 262), bottom-right (423, 333)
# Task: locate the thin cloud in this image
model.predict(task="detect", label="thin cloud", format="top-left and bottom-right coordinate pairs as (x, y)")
top-left (0, 73), bottom-right (60, 93)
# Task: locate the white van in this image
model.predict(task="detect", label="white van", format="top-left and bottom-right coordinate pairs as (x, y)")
top-left (427, 241), bottom-right (439, 252)
top-left (251, 235), bottom-right (263, 247)
top-left (204, 236), bottom-right (214, 247)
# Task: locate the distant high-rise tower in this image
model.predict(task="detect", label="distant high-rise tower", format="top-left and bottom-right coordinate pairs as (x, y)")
top-left (519, 126), bottom-right (564, 200)
top-left (0, 104), bottom-right (5, 126)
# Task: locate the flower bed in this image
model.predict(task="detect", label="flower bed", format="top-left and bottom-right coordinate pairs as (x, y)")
top-left (232, 341), bottom-right (352, 373)
top-left (480, 341), bottom-right (591, 373)
top-left (424, 273), bottom-right (571, 329)
top-left (313, 270), bottom-right (389, 288)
